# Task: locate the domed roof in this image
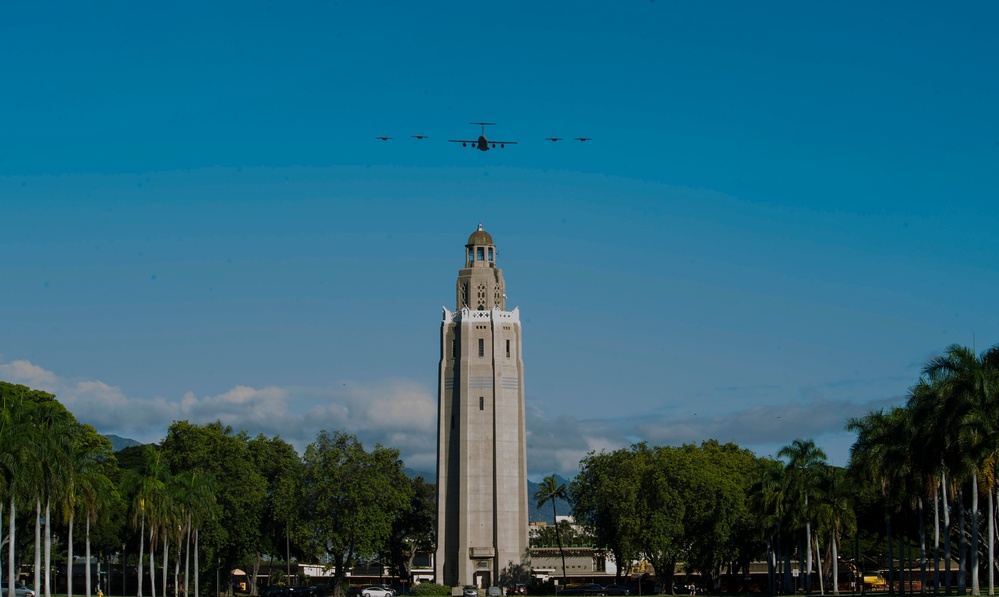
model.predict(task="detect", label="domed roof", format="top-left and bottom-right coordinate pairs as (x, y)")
top-left (466, 223), bottom-right (494, 245)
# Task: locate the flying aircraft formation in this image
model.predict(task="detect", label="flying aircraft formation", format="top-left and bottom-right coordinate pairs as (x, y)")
top-left (376, 122), bottom-right (590, 151)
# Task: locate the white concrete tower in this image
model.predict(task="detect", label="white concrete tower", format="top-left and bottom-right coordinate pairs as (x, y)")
top-left (435, 224), bottom-right (529, 589)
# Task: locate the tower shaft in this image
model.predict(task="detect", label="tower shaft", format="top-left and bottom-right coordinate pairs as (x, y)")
top-left (436, 227), bottom-right (529, 588)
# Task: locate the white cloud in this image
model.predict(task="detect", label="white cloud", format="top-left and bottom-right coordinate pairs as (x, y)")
top-left (2, 359), bottom-right (882, 480)
top-left (0, 360), bottom-right (437, 466)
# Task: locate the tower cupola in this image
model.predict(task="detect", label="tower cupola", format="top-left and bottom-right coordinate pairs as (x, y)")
top-left (465, 223), bottom-right (496, 268)
top-left (457, 224), bottom-right (506, 310)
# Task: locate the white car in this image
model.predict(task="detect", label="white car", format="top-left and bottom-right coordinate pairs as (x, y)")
top-left (361, 587), bottom-right (393, 597)
top-left (1, 583), bottom-right (36, 597)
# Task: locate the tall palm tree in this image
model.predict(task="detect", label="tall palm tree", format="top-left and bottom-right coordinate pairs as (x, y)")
top-left (924, 343), bottom-right (999, 596)
top-left (813, 465), bottom-right (855, 596)
top-left (534, 475), bottom-right (569, 588)
top-left (172, 472), bottom-right (215, 597)
top-left (125, 446), bottom-right (170, 597)
top-left (778, 439), bottom-right (827, 594)
top-left (0, 393), bottom-right (37, 597)
top-left (847, 407), bottom-right (913, 597)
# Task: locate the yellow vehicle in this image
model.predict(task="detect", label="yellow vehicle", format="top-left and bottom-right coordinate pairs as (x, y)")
top-left (863, 574), bottom-right (888, 591)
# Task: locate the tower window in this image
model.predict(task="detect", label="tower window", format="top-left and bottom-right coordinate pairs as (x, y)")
top-left (451, 340), bottom-right (457, 358)
top-left (506, 339), bottom-right (511, 358)
top-left (477, 247), bottom-right (485, 261)
top-left (488, 247), bottom-right (493, 261)
top-left (467, 249), bottom-right (473, 265)
top-left (479, 397), bottom-right (484, 411)
top-left (478, 338), bottom-right (484, 357)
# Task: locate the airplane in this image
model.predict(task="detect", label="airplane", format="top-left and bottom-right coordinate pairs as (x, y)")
top-left (574, 137), bottom-right (591, 142)
top-left (449, 122), bottom-right (518, 151)
top-left (411, 135), bottom-right (429, 140)
top-left (544, 137), bottom-right (564, 142)
top-left (375, 136), bottom-right (392, 141)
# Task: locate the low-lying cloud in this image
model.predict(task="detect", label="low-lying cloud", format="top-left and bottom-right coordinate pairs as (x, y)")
top-left (1, 359), bottom-right (890, 479)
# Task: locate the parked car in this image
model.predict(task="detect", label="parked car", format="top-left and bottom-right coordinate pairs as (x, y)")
top-left (603, 586), bottom-right (629, 596)
top-left (463, 586), bottom-right (479, 597)
top-left (512, 585), bottom-right (527, 595)
top-left (558, 585), bottom-right (606, 596)
top-left (0, 583), bottom-right (36, 597)
top-left (361, 587), bottom-right (394, 597)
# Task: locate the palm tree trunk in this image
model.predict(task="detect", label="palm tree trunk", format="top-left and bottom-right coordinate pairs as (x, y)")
top-left (185, 519), bottom-right (192, 597)
top-left (552, 503), bottom-right (567, 587)
top-left (45, 498), bottom-right (52, 597)
top-left (7, 498), bottom-right (16, 597)
top-left (935, 483), bottom-right (941, 595)
top-left (959, 488), bottom-right (967, 595)
top-left (150, 526), bottom-right (157, 597)
top-left (813, 532), bottom-right (825, 595)
top-left (888, 504), bottom-right (895, 597)
top-left (86, 516), bottom-right (93, 597)
top-left (944, 471), bottom-right (952, 596)
top-left (34, 498), bottom-right (41, 597)
top-left (139, 516), bottom-right (146, 597)
top-left (988, 486), bottom-right (995, 596)
top-left (137, 514), bottom-right (146, 597)
top-left (832, 525), bottom-right (839, 595)
top-left (194, 529), bottom-right (200, 597)
top-left (920, 498), bottom-right (927, 594)
top-left (807, 491), bottom-right (813, 594)
top-left (163, 534), bottom-right (169, 597)
top-left (972, 473), bottom-right (980, 595)
top-left (69, 512), bottom-right (76, 597)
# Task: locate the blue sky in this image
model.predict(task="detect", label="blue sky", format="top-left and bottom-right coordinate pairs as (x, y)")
top-left (2, 1), bottom-right (997, 478)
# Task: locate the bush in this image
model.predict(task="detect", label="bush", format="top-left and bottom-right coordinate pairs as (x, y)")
top-left (411, 583), bottom-right (453, 596)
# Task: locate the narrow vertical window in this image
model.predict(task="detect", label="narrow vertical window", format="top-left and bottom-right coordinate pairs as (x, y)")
top-left (479, 397), bottom-right (484, 411)
top-left (506, 339), bottom-right (511, 358)
top-left (477, 247), bottom-right (485, 261)
top-left (478, 338), bottom-right (484, 357)
top-left (488, 247), bottom-right (494, 261)
top-left (451, 339), bottom-right (457, 358)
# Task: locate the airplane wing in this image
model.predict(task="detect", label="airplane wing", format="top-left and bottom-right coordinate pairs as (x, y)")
top-left (448, 139), bottom-right (476, 143)
top-left (489, 141), bottom-right (518, 145)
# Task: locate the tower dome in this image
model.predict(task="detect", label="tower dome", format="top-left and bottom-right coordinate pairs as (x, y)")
top-left (466, 223), bottom-right (494, 246)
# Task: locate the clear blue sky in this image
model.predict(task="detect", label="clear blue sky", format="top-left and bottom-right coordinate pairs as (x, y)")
top-left (2, 1), bottom-right (997, 478)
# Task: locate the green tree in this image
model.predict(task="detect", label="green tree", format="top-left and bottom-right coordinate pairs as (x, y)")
top-left (247, 434), bottom-right (301, 595)
top-left (160, 421), bottom-right (268, 597)
top-left (299, 430), bottom-right (412, 597)
top-left (386, 476), bottom-right (436, 583)
top-left (534, 475), bottom-right (569, 587)
top-left (571, 449), bottom-right (641, 586)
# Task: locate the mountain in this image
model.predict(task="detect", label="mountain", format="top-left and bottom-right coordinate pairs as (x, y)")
top-left (106, 434), bottom-right (143, 452)
top-left (527, 475), bottom-right (572, 523)
top-left (406, 470), bottom-right (572, 523)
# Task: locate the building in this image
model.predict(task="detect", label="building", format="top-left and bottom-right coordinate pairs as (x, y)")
top-left (435, 225), bottom-right (530, 589)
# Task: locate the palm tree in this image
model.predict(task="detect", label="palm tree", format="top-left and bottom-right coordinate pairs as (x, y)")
top-left (778, 439), bottom-right (827, 594)
top-left (534, 475), bottom-right (569, 588)
top-left (847, 407), bottom-right (913, 597)
top-left (172, 472), bottom-right (215, 597)
top-left (125, 446), bottom-right (170, 597)
top-left (923, 343), bottom-right (999, 596)
top-left (0, 392), bottom-right (37, 597)
top-left (813, 465), bottom-right (855, 596)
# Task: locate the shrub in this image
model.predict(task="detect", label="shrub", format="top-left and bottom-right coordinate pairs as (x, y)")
top-left (411, 583), bottom-right (453, 596)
